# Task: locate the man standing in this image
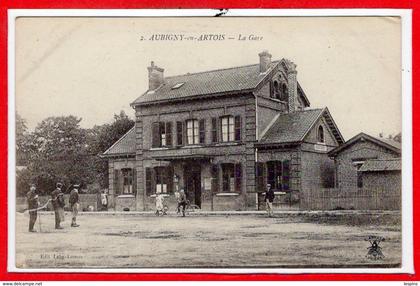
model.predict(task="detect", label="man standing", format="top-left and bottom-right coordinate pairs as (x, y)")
top-left (178, 189), bottom-right (187, 217)
top-left (26, 184), bottom-right (39, 232)
top-left (69, 184), bottom-right (80, 227)
top-left (51, 182), bottom-right (65, 229)
top-left (265, 184), bottom-right (275, 217)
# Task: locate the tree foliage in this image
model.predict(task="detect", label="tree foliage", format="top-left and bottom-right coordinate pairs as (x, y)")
top-left (15, 111), bottom-right (134, 197)
top-left (88, 111), bottom-right (135, 189)
top-left (16, 114), bottom-right (29, 165)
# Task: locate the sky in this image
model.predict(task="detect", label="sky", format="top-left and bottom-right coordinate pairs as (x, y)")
top-left (15, 16), bottom-right (402, 140)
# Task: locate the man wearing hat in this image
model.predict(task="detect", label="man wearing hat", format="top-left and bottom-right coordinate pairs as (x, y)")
top-left (69, 184), bottom-right (80, 227)
top-left (51, 182), bottom-right (65, 229)
top-left (26, 184), bottom-right (39, 232)
top-left (264, 183), bottom-right (275, 217)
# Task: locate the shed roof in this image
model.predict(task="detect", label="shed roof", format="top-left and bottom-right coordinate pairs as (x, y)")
top-left (328, 132), bottom-right (401, 157)
top-left (359, 158), bottom-right (401, 172)
top-left (102, 127), bottom-right (136, 157)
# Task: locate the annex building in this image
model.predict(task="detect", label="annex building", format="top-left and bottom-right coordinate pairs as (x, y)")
top-left (102, 51), bottom-right (345, 211)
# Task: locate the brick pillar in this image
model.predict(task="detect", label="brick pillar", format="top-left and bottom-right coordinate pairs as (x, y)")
top-left (287, 68), bottom-right (298, 113)
top-left (244, 97), bottom-right (257, 210)
top-left (108, 161), bottom-right (115, 209)
top-left (282, 59), bottom-right (298, 113)
top-left (290, 151), bottom-right (301, 192)
top-left (135, 114), bottom-right (145, 211)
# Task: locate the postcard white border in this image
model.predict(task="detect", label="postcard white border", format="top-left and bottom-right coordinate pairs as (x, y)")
top-left (7, 8), bottom-right (413, 274)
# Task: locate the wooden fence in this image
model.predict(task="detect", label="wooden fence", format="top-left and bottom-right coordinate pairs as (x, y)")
top-left (300, 188), bottom-right (401, 210)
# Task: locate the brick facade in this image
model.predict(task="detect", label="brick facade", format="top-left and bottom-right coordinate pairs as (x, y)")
top-left (331, 139), bottom-right (400, 190)
top-left (104, 52), bottom-right (345, 211)
top-left (362, 171), bottom-right (401, 191)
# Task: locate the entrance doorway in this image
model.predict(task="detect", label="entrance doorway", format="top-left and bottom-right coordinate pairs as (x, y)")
top-left (184, 162), bottom-right (201, 208)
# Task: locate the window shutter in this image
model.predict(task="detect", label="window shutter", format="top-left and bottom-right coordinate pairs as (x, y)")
top-left (166, 166), bottom-right (174, 193)
top-left (211, 165), bottom-right (219, 193)
top-left (176, 121), bottom-right (183, 146)
top-left (185, 119), bottom-right (189, 145)
top-left (199, 119), bottom-right (205, 144)
top-left (235, 163), bottom-right (242, 192)
top-left (256, 162), bottom-right (264, 193)
top-left (114, 169), bottom-right (120, 195)
top-left (118, 169), bottom-right (123, 195)
top-left (276, 161), bottom-right (283, 191)
top-left (151, 168), bottom-right (156, 194)
top-left (222, 164), bottom-right (229, 193)
top-left (211, 118), bottom-right (218, 143)
top-left (145, 168), bottom-right (152, 196)
top-left (267, 161), bottom-right (275, 190)
top-left (132, 168), bottom-right (137, 195)
top-left (166, 122), bottom-right (172, 147)
top-left (152, 122), bottom-right (160, 147)
top-left (234, 115), bottom-right (241, 141)
top-left (282, 160), bottom-right (290, 191)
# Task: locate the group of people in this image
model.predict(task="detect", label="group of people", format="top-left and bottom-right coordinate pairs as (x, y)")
top-left (155, 188), bottom-right (188, 216)
top-left (26, 182), bottom-right (81, 232)
top-left (155, 184), bottom-right (276, 217)
top-left (26, 181), bottom-right (276, 231)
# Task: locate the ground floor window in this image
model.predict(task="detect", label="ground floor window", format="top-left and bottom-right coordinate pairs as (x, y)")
top-left (114, 168), bottom-right (136, 195)
top-left (145, 166), bottom-right (174, 195)
top-left (266, 160), bottom-right (290, 191)
top-left (155, 167), bottom-right (168, 193)
top-left (221, 163), bottom-right (242, 192)
top-left (122, 168), bottom-right (133, 194)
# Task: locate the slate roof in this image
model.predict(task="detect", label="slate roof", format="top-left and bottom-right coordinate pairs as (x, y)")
top-left (359, 158), bottom-right (401, 172)
top-left (259, 109), bottom-right (323, 144)
top-left (102, 127), bottom-right (136, 157)
top-left (132, 62), bottom-right (282, 105)
top-left (257, 107), bottom-right (344, 145)
top-left (329, 132), bottom-right (401, 157)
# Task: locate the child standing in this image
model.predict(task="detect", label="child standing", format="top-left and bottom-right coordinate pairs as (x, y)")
top-left (155, 190), bottom-right (164, 216)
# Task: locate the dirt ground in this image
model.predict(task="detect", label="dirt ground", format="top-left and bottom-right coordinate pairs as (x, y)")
top-left (14, 212), bottom-right (401, 269)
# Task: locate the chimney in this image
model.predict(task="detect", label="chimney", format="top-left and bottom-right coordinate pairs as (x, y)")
top-left (283, 59), bottom-right (298, 113)
top-left (147, 61), bottom-right (164, 90)
top-left (258, 50), bottom-right (272, 73)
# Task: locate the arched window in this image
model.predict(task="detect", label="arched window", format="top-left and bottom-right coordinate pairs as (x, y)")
top-left (273, 81), bottom-right (280, 99)
top-left (281, 83), bottom-right (289, 102)
top-left (317, 125), bottom-right (325, 143)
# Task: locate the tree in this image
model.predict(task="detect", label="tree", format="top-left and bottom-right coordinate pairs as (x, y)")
top-left (21, 116), bottom-right (94, 195)
top-left (15, 111), bottom-right (135, 197)
top-left (16, 114), bottom-right (29, 166)
top-left (88, 111), bottom-right (135, 189)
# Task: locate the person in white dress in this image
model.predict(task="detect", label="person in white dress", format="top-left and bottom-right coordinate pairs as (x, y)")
top-left (155, 189), bottom-right (164, 215)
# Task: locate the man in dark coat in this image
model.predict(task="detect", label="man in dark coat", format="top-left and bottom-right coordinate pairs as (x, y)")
top-left (51, 182), bottom-right (65, 229)
top-left (178, 189), bottom-right (187, 217)
top-left (264, 184), bottom-right (275, 217)
top-left (26, 184), bottom-right (39, 232)
top-left (69, 184), bottom-right (80, 227)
